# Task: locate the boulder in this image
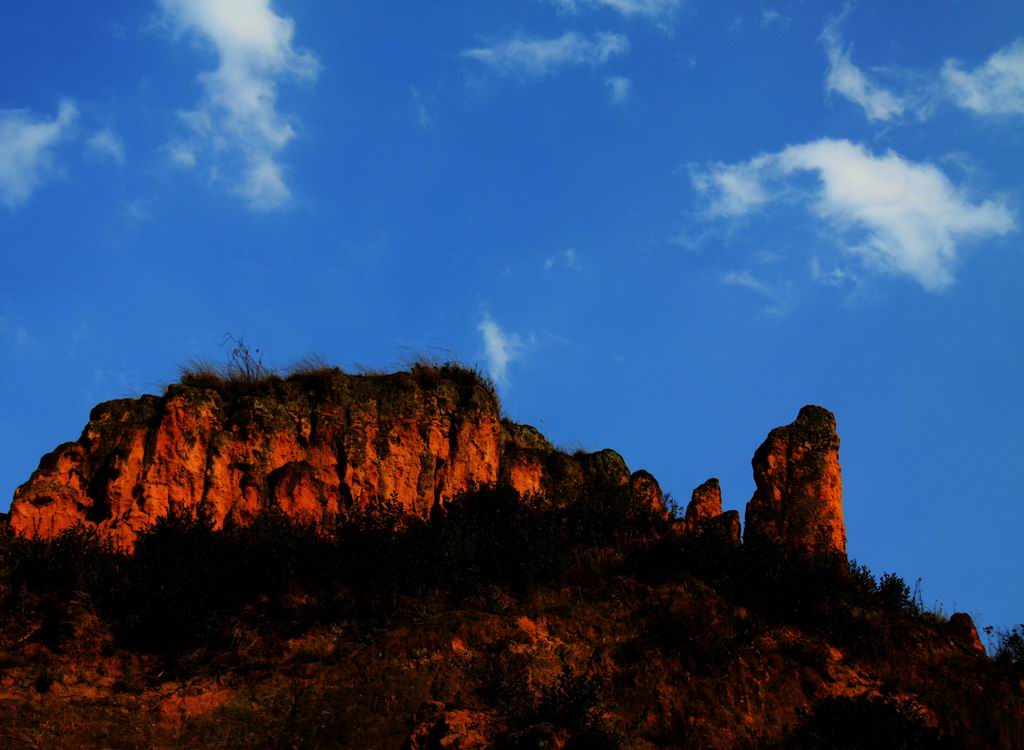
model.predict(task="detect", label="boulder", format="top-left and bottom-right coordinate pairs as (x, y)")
top-left (948, 612), bottom-right (986, 655)
top-left (630, 469), bottom-right (668, 518)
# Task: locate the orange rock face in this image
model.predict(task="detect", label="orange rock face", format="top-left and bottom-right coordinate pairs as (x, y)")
top-left (686, 477), bottom-right (723, 523)
top-left (743, 405), bottom-right (846, 557)
top-left (629, 470), bottom-right (666, 518)
top-left (681, 477), bottom-right (742, 543)
top-left (8, 368), bottom-right (665, 548)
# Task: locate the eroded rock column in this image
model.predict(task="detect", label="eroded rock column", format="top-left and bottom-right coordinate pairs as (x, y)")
top-left (743, 405), bottom-right (846, 557)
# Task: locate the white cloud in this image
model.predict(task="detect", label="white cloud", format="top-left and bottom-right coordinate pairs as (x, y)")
top-left (166, 141), bottom-right (198, 168)
top-left (693, 138), bottom-right (1016, 291)
top-left (722, 271), bottom-right (791, 315)
top-left (722, 270), bottom-right (773, 296)
top-left (122, 199), bottom-right (154, 222)
top-left (943, 38), bottom-right (1024, 116)
top-left (810, 257), bottom-right (856, 287)
top-left (821, 21), bottom-right (904, 122)
top-left (690, 155), bottom-right (775, 217)
top-left (605, 76), bottom-right (632, 104)
top-left (548, 0), bottom-right (681, 28)
top-left (761, 8), bottom-right (790, 28)
top-left (544, 248), bottom-right (578, 271)
top-left (410, 87), bottom-right (432, 129)
top-left (86, 128), bottom-right (125, 164)
top-left (462, 32), bottom-right (629, 78)
top-left (478, 315), bottom-right (526, 386)
top-left (237, 153), bottom-right (289, 210)
top-left (159, 0), bottom-right (320, 210)
top-left (0, 100), bottom-right (77, 209)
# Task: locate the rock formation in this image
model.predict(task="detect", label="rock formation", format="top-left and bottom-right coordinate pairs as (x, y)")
top-left (948, 612), bottom-right (986, 655)
top-left (8, 362), bottom-right (850, 560)
top-left (687, 477), bottom-right (723, 522)
top-left (8, 367), bottom-right (663, 548)
top-left (628, 469), bottom-right (667, 518)
top-left (743, 405), bottom-right (846, 557)
top-left (682, 477), bottom-right (741, 543)
top-left (3, 380), bottom-right (1015, 748)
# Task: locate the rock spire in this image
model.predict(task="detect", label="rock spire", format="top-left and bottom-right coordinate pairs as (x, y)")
top-left (743, 405), bottom-right (846, 557)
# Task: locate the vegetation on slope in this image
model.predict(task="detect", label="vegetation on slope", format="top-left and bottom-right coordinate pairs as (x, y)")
top-left (2, 480), bottom-right (1021, 748)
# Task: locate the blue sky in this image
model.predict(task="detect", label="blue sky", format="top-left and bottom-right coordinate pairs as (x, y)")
top-left (1, 1), bottom-right (1022, 634)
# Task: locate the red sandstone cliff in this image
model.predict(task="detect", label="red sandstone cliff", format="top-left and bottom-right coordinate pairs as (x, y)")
top-left (8, 367), bottom-right (662, 548)
top-left (8, 367), bottom-right (846, 559)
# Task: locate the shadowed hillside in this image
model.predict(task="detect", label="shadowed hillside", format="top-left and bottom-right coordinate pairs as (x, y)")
top-left (1, 362), bottom-right (1021, 748)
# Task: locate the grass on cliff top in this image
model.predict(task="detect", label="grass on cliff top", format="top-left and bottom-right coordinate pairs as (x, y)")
top-left (175, 338), bottom-right (499, 406)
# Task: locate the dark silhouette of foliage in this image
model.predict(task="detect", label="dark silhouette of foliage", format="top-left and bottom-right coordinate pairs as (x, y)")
top-left (3, 523), bottom-right (120, 597)
top-left (1, 481), bottom-right (1019, 749)
top-left (110, 505), bottom-right (233, 650)
top-left (786, 694), bottom-right (961, 749)
top-left (994, 625), bottom-right (1024, 675)
top-left (534, 655), bottom-right (604, 729)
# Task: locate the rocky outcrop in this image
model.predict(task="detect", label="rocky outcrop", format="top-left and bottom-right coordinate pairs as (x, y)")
top-left (686, 477), bottom-right (723, 522)
top-left (8, 367), bottom-right (665, 548)
top-left (9, 364), bottom-right (848, 561)
top-left (681, 477), bottom-right (741, 543)
top-left (743, 405), bottom-right (846, 557)
top-left (629, 470), bottom-right (667, 518)
top-left (948, 612), bottom-right (986, 655)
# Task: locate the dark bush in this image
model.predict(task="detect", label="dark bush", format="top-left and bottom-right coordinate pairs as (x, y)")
top-left (4, 524), bottom-right (122, 598)
top-left (995, 625), bottom-right (1024, 671)
top-left (877, 572), bottom-right (919, 614)
top-left (786, 694), bottom-right (962, 749)
top-left (535, 656), bottom-right (604, 729)
top-left (475, 641), bottom-right (536, 719)
top-left (222, 509), bottom-right (333, 600)
top-left (109, 505), bottom-right (235, 650)
top-left (427, 486), bottom-right (565, 594)
top-left (0, 480), bottom-right (979, 662)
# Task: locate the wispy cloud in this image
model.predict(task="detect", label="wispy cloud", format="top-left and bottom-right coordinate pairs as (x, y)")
top-left (693, 138), bottom-right (1015, 291)
top-left (0, 316), bottom-right (31, 347)
top-left (0, 99), bottom-right (77, 209)
top-left (722, 270), bottom-right (791, 315)
top-left (690, 155), bottom-right (775, 218)
top-left (761, 8), bottom-right (790, 28)
top-left (544, 248), bottom-right (578, 271)
top-left (605, 76), bottom-right (632, 104)
top-left (165, 141), bottom-right (198, 168)
top-left (122, 198), bottom-right (154, 223)
top-left (410, 87), bottom-right (432, 129)
top-left (462, 31), bottom-right (628, 78)
top-left (810, 257), bottom-right (857, 287)
top-left (478, 315), bottom-right (527, 386)
top-left (547, 0), bottom-right (682, 29)
top-left (86, 128), bottom-right (126, 164)
top-left (821, 19), bottom-right (904, 122)
top-left (943, 38), bottom-right (1024, 116)
top-left (158, 0), bottom-right (320, 211)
